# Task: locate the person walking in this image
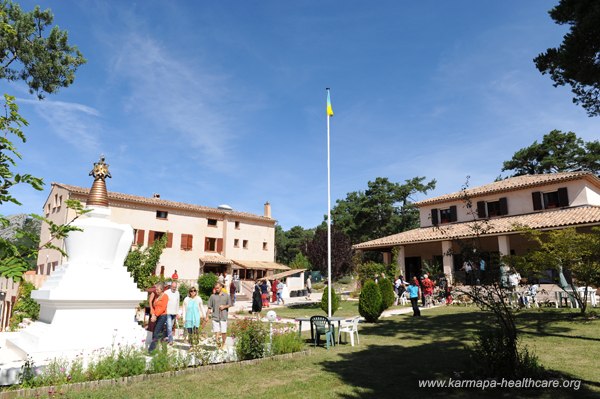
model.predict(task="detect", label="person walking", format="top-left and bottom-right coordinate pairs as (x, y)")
top-left (305, 275), bottom-right (312, 300)
top-left (164, 281), bottom-right (180, 344)
top-left (407, 277), bottom-right (421, 317)
top-left (148, 283), bottom-right (169, 352)
top-left (251, 280), bottom-right (263, 319)
top-left (206, 282), bottom-right (232, 349)
top-left (276, 279), bottom-right (285, 305)
top-left (182, 286), bottom-right (205, 344)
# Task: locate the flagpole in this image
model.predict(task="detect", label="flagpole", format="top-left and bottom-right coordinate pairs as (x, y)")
top-left (326, 88), bottom-right (332, 318)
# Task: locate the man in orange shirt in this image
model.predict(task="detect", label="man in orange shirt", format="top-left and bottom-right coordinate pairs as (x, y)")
top-left (149, 282), bottom-right (169, 353)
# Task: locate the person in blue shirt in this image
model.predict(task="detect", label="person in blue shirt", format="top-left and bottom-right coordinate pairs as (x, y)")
top-left (407, 277), bottom-right (421, 317)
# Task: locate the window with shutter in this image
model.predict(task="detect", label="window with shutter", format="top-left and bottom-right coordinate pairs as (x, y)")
top-left (532, 192), bottom-right (543, 211)
top-left (439, 208), bottom-right (452, 224)
top-left (431, 209), bottom-right (439, 225)
top-left (557, 187), bottom-right (569, 207)
top-left (148, 230), bottom-right (156, 245)
top-left (166, 233), bottom-right (173, 248)
top-left (217, 238), bottom-right (223, 253)
top-left (449, 206), bottom-right (457, 222)
top-left (181, 234), bottom-right (193, 250)
top-left (477, 201), bottom-right (486, 218)
top-left (205, 237), bottom-right (217, 252)
top-left (136, 229), bottom-right (145, 246)
top-left (499, 197), bottom-right (508, 215)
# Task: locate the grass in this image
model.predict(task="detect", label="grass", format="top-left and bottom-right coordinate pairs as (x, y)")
top-left (28, 307), bottom-right (600, 398)
top-left (268, 300), bottom-right (410, 320)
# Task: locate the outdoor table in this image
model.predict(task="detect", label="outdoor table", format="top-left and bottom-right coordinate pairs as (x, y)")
top-left (294, 316), bottom-right (350, 344)
top-left (554, 287), bottom-right (597, 308)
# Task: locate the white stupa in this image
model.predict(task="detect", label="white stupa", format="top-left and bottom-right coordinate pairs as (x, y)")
top-left (0, 157), bottom-right (147, 384)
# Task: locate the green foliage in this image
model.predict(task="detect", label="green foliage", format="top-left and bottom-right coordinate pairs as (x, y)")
top-left (515, 227), bottom-right (600, 313)
top-left (358, 280), bottom-right (383, 323)
top-left (0, 1), bottom-right (86, 98)
top-left (198, 273), bottom-right (218, 301)
top-left (232, 318), bottom-right (268, 360)
top-left (534, 0), bottom-right (600, 117)
top-left (9, 280), bottom-right (39, 330)
top-left (148, 343), bottom-right (187, 374)
top-left (356, 261), bottom-right (387, 285)
top-left (320, 286), bottom-right (340, 315)
top-left (177, 281), bottom-right (190, 305)
top-left (470, 328), bottom-right (543, 379)
top-left (378, 278), bottom-right (395, 311)
top-left (1, 1), bottom-right (85, 281)
top-left (305, 226), bottom-right (353, 279)
top-left (125, 234), bottom-right (167, 290)
top-left (275, 225), bottom-right (315, 265)
top-left (331, 176), bottom-right (436, 244)
top-left (289, 252), bottom-right (311, 270)
top-left (271, 330), bottom-right (304, 355)
top-left (502, 130), bottom-right (600, 176)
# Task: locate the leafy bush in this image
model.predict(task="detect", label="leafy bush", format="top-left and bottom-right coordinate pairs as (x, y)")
top-left (379, 278), bottom-right (395, 310)
top-left (337, 275), bottom-right (353, 285)
top-left (356, 261), bottom-right (387, 285)
top-left (320, 286), bottom-right (340, 315)
top-left (470, 329), bottom-right (543, 378)
top-left (272, 331), bottom-right (304, 355)
top-left (198, 273), bottom-right (218, 301)
top-left (359, 280), bottom-right (383, 322)
top-left (87, 346), bottom-right (147, 380)
top-left (148, 343), bottom-right (188, 373)
top-left (232, 319), bottom-right (268, 360)
top-left (178, 281), bottom-right (191, 304)
top-left (10, 281), bottom-right (40, 330)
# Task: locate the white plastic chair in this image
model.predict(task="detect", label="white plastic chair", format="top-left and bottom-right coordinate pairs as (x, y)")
top-left (399, 291), bottom-right (408, 305)
top-left (338, 317), bottom-right (360, 347)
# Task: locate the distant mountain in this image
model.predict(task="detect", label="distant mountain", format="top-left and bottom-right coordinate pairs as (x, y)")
top-left (0, 214), bottom-right (42, 241)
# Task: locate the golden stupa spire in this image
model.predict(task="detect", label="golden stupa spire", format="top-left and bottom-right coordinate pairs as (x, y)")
top-left (87, 156), bottom-right (111, 207)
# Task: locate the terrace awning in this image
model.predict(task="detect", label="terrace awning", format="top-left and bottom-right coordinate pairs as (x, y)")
top-left (232, 260), bottom-right (290, 271)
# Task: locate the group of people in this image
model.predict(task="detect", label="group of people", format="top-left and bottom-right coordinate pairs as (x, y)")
top-left (147, 280), bottom-right (234, 352)
top-left (396, 273), bottom-right (453, 317)
top-left (251, 278), bottom-right (288, 317)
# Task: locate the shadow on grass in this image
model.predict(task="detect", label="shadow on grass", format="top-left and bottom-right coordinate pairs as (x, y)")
top-left (319, 309), bottom-right (599, 399)
top-left (516, 309), bottom-right (600, 343)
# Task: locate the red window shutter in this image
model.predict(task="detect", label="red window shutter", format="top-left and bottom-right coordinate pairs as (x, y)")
top-left (217, 238), bottom-right (223, 253)
top-left (180, 234), bottom-right (186, 250)
top-left (148, 230), bottom-right (155, 245)
top-left (166, 233), bottom-right (173, 248)
top-left (136, 229), bottom-right (145, 246)
top-left (205, 237), bottom-right (210, 251)
top-left (187, 234), bottom-right (193, 250)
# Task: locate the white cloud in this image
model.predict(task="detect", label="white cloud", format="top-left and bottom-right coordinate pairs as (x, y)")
top-left (18, 98), bottom-right (101, 153)
top-left (109, 33), bottom-right (237, 171)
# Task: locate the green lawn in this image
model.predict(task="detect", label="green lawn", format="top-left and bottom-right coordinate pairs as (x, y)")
top-left (262, 299), bottom-right (410, 320)
top-left (34, 307), bottom-right (600, 398)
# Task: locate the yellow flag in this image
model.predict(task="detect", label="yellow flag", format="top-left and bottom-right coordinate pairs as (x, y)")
top-left (327, 91), bottom-right (334, 117)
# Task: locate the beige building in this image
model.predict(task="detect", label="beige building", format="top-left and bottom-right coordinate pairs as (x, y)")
top-left (37, 183), bottom-right (288, 286)
top-left (354, 172), bottom-right (600, 282)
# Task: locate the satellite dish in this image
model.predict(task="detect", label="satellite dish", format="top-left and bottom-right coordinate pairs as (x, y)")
top-left (218, 204), bottom-right (233, 211)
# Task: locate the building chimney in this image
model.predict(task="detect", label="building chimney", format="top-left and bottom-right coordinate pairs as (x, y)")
top-left (153, 193), bottom-right (161, 199)
top-left (264, 201), bottom-right (271, 218)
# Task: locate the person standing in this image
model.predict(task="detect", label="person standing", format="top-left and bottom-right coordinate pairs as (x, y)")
top-left (305, 275), bottom-right (312, 300)
top-left (251, 280), bottom-right (263, 319)
top-left (407, 277), bottom-right (421, 317)
top-left (149, 283), bottom-right (169, 352)
top-left (421, 274), bottom-right (435, 307)
top-left (206, 282), bottom-right (232, 349)
top-left (171, 269), bottom-right (179, 280)
top-left (276, 279), bottom-right (285, 305)
top-left (164, 281), bottom-right (180, 344)
top-left (260, 279), bottom-right (269, 308)
top-left (271, 279), bottom-right (279, 303)
top-left (182, 286), bottom-right (205, 344)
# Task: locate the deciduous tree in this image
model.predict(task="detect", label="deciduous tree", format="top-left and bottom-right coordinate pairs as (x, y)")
top-left (304, 226), bottom-right (352, 280)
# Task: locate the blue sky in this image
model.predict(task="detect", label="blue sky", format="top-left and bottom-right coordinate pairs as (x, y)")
top-left (3, 1), bottom-right (598, 230)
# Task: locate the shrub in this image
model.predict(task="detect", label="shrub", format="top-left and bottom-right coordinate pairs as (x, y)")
top-left (178, 281), bottom-right (191, 304)
top-left (379, 278), bottom-right (395, 310)
top-left (359, 280), bottom-right (383, 322)
top-left (320, 286), bottom-right (340, 315)
top-left (232, 319), bottom-right (268, 360)
top-left (470, 329), bottom-right (543, 378)
top-left (356, 261), bottom-right (387, 285)
top-left (148, 343), bottom-right (188, 373)
top-left (198, 273), bottom-right (218, 301)
top-left (10, 281), bottom-right (40, 330)
top-left (271, 330), bottom-right (304, 355)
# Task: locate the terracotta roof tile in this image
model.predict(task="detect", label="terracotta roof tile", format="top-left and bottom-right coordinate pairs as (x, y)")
top-left (354, 205), bottom-right (600, 249)
top-left (199, 255), bottom-right (233, 265)
top-left (415, 172), bottom-right (600, 206)
top-left (54, 182), bottom-right (274, 223)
